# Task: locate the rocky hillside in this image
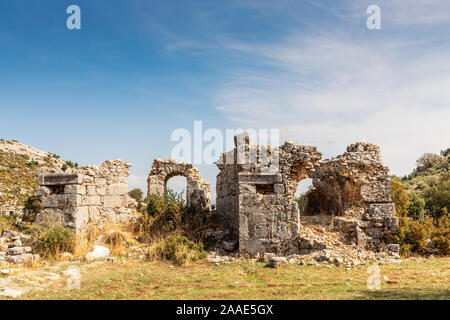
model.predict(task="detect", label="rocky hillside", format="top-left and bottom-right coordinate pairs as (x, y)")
top-left (401, 149), bottom-right (449, 195)
top-left (0, 139), bottom-right (68, 215)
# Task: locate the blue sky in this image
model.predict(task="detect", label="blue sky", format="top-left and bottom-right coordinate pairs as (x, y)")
top-left (1, 1), bottom-right (449, 199)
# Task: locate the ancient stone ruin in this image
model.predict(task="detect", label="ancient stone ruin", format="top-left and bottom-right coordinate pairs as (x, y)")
top-left (302, 142), bottom-right (399, 253)
top-left (147, 158), bottom-right (211, 210)
top-left (35, 160), bottom-right (134, 234)
top-left (214, 133), bottom-right (399, 257)
top-left (216, 133), bottom-right (322, 255)
top-left (0, 230), bottom-right (38, 264)
top-left (3, 134), bottom-right (399, 265)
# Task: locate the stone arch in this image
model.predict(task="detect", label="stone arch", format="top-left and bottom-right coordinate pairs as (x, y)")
top-left (147, 158), bottom-right (210, 209)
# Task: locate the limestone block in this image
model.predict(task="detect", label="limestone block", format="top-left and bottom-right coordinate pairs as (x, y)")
top-left (74, 207), bottom-right (89, 230)
top-left (103, 196), bottom-right (122, 208)
top-left (83, 196), bottom-right (101, 206)
top-left (64, 185), bottom-right (86, 195)
top-left (97, 186), bottom-right (106, 196)
top-left (42, 194), bottom-right (81, 208)
top-left (274, 184), bottom-right (285, 194)
top-left (86, 185), bottom-right (97, 196)
top-left (38, 173), bottom-right (83, 186)
top-left (35, 186), bottom-right (51, 197)
top-left (239, 215), bottom-right (249, 238)
top-left (107, 184), bottom-right (128, 196)
top-left (95, 178), bottom-right (106, 186)
top-left (361, 181), bottom-right (391, 203)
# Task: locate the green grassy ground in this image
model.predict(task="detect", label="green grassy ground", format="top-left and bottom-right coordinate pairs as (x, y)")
top-left (18, 257), bottom-right (450, 300)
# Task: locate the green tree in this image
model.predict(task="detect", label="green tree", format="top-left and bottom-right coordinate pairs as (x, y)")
top-left (391, 178), bottom-right (409, 217)
top-left (416, 153), bottom-right (444, 172)
top-left (424, 172), bottom-right (450, 220)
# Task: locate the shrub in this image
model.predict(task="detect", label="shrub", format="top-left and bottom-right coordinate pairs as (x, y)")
top-left (129, 188), bottom-right (144, 202)
top-left (424, 172), bottom-right (450, 220)
top-left (20, 154), bottom-right (30, 161)
top-left (35, 224), bottom-right (75, 258)
top-left (64, 160), bottom-right (78, 169)
top-left (431, 212), bottom-right (450, 255)
top-left (393, 216), bottom-right (433, 256)
top-left (391, 178), bottom-right (409, 217)
top-left (23, 196), bottom-right (41, 222)
top-left (146, 235), bottom-right (207, 265)
top-left (407, 193), bottom-right (425, 220)
top-left (137, 189), bottom-right (210, 264)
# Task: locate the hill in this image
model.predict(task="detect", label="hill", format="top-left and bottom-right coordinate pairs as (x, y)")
top-left (0, 139), bottom-right (69, 216)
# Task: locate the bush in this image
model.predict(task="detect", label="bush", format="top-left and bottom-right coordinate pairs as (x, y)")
top-left (391, 178), bottom-right (409, 217)
top-left (35, 224), bottom-right (75, 258)
top-left (129, 188), bottom-right (144, 202)
top-left (407, 193), bottom-right (425, 220)
top-left (137, 189), bottom-right (210, 265)
top-left (391, 178), bottom-right (449, 257)
top-left (160, 235), bottom-right (207, 265)
top-left (394, 216), bottom-right (433, 256)
top-left (424, 172), bottom-right (450, 220)
top-left (64, 160), bottom-right (78, 169)
top-left (144, 190), bottom-right (210, 242)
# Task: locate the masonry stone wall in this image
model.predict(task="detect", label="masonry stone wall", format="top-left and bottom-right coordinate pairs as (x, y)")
top-left (147, 158), bottom-right (211, 210)
top-left (35, 160), bottom-right (133, 234)
top-left (216, 133), bottom-right (322, 255)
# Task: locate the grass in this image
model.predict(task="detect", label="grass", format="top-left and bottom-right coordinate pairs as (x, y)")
top-left (16, 257), bottom-right (450, 300)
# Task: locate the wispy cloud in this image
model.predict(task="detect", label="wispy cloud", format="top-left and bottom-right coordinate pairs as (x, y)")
top-left (209, 2), bottom-right (450, 176)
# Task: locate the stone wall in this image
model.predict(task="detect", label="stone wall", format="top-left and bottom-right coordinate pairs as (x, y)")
top-left (35, 160), bottom-right (133, 234)
top-left (147, 158), bottom-right (210, 209)
top-left (216, 133), bottom-right (322, 256)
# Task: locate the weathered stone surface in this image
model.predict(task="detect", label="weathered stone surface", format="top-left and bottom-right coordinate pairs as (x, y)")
top-left (267, 256), bottom-right (288, 268)
top-left (1, 230), bottom-right (19, 238)
top-left (64, 185), bottom-right (86, 195)
top-left (38, 173), bottom-right (83, 186)
top-left (7, 247), bottom-right (23, 255)
top-left (216, 132), bottom-right (322, 256)
top-left (368, 203), bottom-right (395, 221)
top-left (103, 196), bottom-right (122, 208)
top-left (37, 160), bottom-right (134, 235)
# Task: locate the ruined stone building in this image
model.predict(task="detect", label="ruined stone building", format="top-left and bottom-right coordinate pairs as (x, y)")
top-left (35, 160), bottom-right (134, 234)
top-left (32, 133), bottom-right (399, 257)
top-left (215, 133), bottom-right (399, 256)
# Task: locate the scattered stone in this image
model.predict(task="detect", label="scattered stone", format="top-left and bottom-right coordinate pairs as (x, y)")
top-left (268, 257), bottom-right (287, 268)
top-left (0, 287), bottom-right (31, 299)
top-left (85, 245), bottom-right (110, 261)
